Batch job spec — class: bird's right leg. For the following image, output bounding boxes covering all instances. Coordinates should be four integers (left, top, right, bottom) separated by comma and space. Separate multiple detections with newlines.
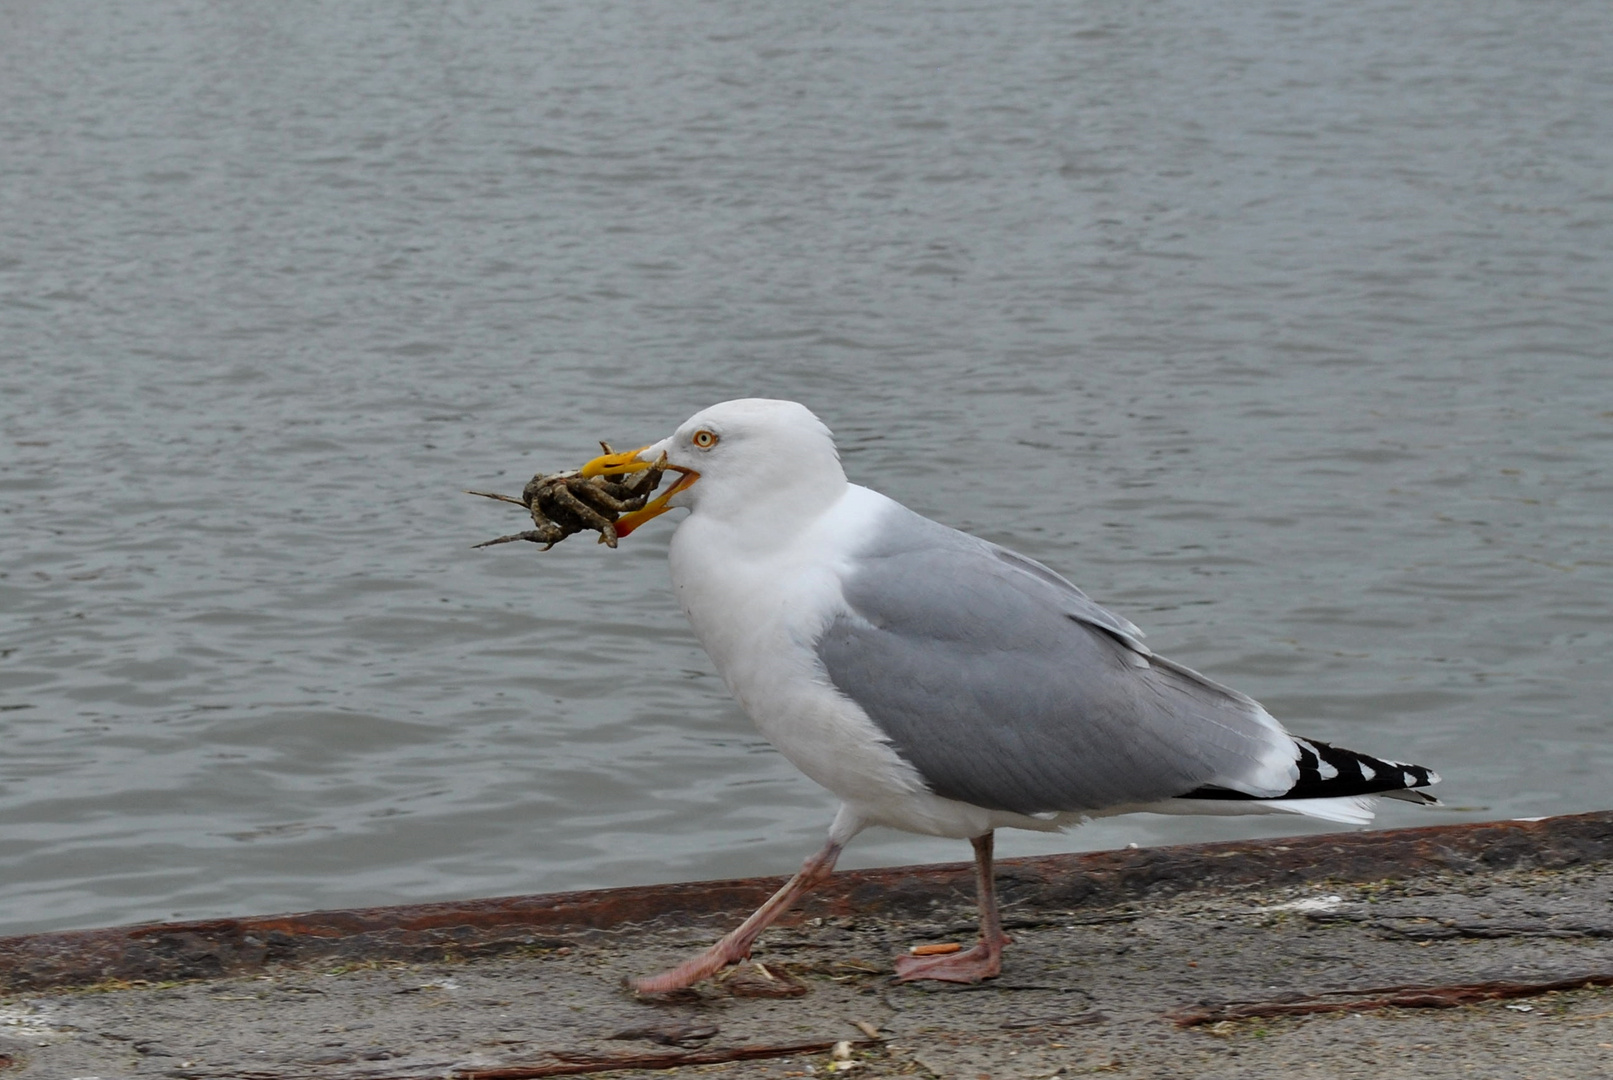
892, 831, 1011, 983
630, 837, 844, 994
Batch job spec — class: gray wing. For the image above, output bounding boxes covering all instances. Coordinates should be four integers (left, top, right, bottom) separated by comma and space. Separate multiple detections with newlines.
815, 504, 1289, 815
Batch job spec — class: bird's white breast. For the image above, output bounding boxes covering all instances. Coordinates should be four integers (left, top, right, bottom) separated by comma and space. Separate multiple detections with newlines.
666, 488, 929, 805
667, 486, 1074, 839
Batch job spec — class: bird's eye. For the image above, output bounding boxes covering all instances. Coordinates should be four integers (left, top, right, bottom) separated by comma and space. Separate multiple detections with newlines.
692, 429, 718, 449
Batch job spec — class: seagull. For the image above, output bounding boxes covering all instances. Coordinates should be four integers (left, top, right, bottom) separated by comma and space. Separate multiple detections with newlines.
577, 399, 1439, 991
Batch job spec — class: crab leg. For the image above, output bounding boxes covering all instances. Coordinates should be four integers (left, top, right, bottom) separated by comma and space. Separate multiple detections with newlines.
474, 529, 560, 550
543, 486, 622, 547
465, 489, 530, 507
569, 480, 662, 514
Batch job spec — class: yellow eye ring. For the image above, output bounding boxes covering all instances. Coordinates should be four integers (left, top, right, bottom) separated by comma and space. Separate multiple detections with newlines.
692, 429, 718, 449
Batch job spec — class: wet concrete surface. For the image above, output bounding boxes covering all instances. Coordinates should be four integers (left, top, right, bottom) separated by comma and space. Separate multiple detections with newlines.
3, 814, 1612, 1079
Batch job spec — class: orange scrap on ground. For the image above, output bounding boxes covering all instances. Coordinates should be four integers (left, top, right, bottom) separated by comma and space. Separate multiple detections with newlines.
909, 942, 963, 956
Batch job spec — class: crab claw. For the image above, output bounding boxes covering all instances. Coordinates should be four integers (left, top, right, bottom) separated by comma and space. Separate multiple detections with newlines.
581, 446, 697, 538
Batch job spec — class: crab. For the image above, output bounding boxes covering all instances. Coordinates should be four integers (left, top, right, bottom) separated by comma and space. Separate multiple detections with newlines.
469, 443, 668, 550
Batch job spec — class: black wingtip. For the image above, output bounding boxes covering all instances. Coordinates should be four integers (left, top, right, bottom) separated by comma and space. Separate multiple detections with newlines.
1381, 788, 1441, 806
1180, 738, 1439, 805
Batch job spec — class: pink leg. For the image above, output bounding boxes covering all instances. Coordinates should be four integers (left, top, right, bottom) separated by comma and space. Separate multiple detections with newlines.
893, 831, 1011, 983
631, 838, 844, 994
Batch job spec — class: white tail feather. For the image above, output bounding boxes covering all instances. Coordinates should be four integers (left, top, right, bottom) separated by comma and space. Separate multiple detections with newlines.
1264, 795, 1377, 825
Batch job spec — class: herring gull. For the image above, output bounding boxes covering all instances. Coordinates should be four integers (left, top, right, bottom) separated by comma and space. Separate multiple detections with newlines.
576, 398, 1439, 990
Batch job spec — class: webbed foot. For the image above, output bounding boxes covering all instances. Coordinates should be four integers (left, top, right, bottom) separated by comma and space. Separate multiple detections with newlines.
892, 934, 1011, 984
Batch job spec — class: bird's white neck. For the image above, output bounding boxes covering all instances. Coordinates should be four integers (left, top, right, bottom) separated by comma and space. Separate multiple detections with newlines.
677, 445, 849, 555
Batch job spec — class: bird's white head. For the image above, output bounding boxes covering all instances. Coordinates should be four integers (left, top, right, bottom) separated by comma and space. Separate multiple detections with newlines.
581, 399, 846, 540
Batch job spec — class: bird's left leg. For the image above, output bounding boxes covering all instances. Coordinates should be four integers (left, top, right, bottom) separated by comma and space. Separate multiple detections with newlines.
893, 830, 1011, 983
630, 836, 844, 994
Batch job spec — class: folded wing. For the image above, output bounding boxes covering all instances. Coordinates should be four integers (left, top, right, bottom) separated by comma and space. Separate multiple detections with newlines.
814, 501, 1430, 816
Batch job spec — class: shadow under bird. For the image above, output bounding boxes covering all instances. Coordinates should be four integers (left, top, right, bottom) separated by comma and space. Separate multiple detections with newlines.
492, 398, 1439, 991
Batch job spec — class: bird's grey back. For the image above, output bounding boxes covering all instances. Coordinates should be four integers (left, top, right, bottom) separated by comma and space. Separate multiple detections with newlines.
814, 503, 1288, 814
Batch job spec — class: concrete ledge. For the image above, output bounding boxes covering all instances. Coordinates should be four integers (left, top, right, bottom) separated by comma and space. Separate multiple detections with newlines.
4, 811, 1613, 1079
4, 811, 1611, 993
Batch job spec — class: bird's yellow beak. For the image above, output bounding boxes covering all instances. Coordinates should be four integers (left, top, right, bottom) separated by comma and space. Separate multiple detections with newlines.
579, 444, 699, 538
579, 445, 654, 478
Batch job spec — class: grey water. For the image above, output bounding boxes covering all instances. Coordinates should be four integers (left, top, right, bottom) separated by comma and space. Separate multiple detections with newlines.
3, 0, 1611, 937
